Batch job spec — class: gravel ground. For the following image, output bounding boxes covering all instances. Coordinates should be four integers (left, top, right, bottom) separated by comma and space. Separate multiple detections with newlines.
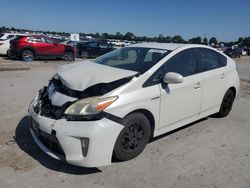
0, 56, 250, 188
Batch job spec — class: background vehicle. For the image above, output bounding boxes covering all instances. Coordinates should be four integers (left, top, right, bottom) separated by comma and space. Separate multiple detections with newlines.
76, 41, 114, 58
0, 33, 28, 55
8, 35, 75, 61
224, 48, 241, 58
29, 43, 239, 167
61, 40, 86, 46
0, 33, 27, 40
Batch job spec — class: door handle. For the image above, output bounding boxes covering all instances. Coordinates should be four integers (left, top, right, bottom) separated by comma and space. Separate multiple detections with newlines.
193, 82, 201, 89
220, 73, 225, 79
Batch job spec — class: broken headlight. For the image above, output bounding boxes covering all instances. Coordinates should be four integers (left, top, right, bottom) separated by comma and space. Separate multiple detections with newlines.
64, 96, 118, 117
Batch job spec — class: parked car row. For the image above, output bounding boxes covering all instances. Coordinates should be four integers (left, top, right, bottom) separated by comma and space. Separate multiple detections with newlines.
223, 47, 249, 58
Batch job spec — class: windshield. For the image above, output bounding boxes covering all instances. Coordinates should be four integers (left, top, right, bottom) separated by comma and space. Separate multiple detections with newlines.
93, 47, 171, 74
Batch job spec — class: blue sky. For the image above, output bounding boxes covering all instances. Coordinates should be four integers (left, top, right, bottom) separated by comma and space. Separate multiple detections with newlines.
0, 0, 249, 41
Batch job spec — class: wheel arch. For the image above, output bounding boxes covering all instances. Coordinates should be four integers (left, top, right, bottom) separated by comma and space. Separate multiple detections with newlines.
21, 47, 36, 56
228, 86, 236, 99
125, 109, 155, 138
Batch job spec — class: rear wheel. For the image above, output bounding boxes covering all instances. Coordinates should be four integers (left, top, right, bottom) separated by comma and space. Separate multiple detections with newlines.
216, 89, 235, 117
113, 113, 151, 161
64, 51, 74, 61
81, 51, 89, 59
22, 49, 34, 61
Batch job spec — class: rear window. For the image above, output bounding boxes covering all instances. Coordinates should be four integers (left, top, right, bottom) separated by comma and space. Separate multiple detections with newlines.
218, 54, 227, 67
7, 35, 14, 39
10, 36, 26, 42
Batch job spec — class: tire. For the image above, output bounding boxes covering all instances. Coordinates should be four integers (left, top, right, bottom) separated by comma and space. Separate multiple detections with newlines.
22, 49, 34, 61
216, 89, 235, 117
81, 51, 89, 59
64, 51, 74, 61
113, 113, 151, 161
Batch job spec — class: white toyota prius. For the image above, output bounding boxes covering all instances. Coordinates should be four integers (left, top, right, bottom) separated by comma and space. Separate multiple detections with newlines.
28, 43, 240, 167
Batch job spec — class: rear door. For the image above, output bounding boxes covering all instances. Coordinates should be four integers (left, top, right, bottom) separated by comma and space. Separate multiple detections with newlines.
197, 48, 227, 113
27, 36, 45, 55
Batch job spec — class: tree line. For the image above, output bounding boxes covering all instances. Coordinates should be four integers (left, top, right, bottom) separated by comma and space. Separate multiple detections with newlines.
1, 26, 249, 47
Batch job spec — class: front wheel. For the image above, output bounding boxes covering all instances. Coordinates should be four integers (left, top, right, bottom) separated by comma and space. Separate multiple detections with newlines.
216, 89, 235, 117
113, 113, 151, 161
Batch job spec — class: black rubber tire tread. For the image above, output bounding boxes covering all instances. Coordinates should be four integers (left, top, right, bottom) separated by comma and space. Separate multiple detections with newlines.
113, 113, 151, 161
22, 49, 35, 61
215, 89, 235, 117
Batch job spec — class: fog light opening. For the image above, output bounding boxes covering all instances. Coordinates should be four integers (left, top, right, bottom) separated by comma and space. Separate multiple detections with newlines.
80, 137, 89, 157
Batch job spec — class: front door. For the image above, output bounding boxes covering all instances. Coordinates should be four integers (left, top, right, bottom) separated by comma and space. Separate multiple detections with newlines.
160, 48, 202, 127
41, 37, 64, 56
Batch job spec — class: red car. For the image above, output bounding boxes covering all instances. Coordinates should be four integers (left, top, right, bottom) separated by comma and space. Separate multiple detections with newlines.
8, 35, 75, 61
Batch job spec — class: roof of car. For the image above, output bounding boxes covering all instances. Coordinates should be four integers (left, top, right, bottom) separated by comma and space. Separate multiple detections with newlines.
130, 43, 189, 51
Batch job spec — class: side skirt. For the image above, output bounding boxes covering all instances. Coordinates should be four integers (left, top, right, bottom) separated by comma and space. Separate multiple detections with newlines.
153, 106, 220, 137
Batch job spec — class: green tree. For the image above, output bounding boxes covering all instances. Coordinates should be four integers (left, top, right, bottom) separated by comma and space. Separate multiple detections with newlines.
101, 33, 109, 39
115, 32, 123, 40
172, 35, 185, 43
94, 32, 100, 38
189, 37, 202, 44
209, 37, 218, 45
203, 37, 208, 44
124, 32, 134, 40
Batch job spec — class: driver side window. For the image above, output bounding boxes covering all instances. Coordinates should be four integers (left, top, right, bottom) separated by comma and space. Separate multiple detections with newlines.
163, 49, 197, 77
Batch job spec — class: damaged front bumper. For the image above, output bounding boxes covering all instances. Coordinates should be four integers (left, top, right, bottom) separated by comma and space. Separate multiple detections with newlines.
28, 92, 124, 167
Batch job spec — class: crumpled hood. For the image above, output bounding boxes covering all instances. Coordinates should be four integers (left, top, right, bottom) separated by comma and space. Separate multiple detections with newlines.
57, 61, 138, 91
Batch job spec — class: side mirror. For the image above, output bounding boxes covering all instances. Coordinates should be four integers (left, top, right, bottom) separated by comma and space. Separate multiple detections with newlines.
163, 72, 184, 84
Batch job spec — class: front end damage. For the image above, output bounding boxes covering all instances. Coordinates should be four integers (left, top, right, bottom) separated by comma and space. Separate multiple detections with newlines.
28, 61, 138, 167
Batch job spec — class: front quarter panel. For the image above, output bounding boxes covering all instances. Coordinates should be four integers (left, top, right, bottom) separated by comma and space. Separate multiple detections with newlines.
104, 83, 161, 130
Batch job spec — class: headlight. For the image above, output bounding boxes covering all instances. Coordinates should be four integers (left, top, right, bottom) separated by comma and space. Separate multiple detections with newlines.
64, 96, 118, 116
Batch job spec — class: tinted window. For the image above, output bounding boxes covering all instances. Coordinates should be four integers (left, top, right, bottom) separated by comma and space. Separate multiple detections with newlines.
219, 54, 227, 67
44, 38, 54, 44
7, 35, 14, 39
99, 43, 109, 48
163, 49, 197, 77
197, 48, 220, 72
27, 37, 42, 43
88, 42, 98, 48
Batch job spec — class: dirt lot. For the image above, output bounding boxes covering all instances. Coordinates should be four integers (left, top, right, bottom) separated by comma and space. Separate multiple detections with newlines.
0, 56, 250, 188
